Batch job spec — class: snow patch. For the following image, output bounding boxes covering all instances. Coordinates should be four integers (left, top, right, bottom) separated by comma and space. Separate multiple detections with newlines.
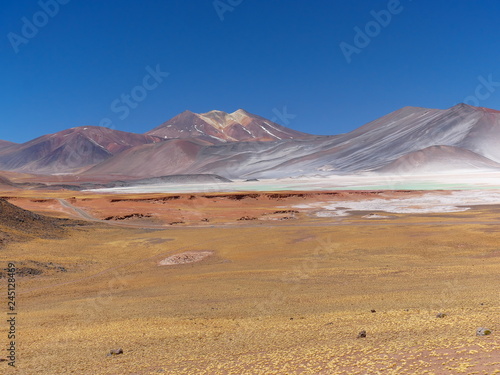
87, 137, 108, 152
241, 127, 253, 136
265, 121, 287, 136
260, 124, 282, 140
208, 134, 227, 142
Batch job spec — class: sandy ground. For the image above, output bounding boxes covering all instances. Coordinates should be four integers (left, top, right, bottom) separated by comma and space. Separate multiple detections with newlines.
0, 189, 499, 374
2, 190, 431, 226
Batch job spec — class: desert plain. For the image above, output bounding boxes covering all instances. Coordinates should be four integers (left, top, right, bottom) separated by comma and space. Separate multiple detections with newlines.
0, 187, 499, 375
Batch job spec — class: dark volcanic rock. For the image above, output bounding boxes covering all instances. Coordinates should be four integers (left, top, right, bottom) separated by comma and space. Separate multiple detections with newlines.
0, 260, 68, 279
0, 199, 83, 244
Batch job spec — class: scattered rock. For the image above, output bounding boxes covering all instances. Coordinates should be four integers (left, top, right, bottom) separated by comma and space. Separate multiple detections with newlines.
158, 251, 213, 266
357, 330, 367, 338
17, 267, 43, 277
476, 328, 492, 336
107, 348, 123, 356
0, 261, 68, 279
237, 216, 257, 221
104, 213, 152, 221
436, 312, 447, 318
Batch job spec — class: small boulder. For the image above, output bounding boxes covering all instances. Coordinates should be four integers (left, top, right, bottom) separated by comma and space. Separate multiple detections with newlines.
107, 348, 124, 356
370, 309, 376, 313
476, 328, 492, 336
357, 330, 367, 338
436, 312, 446, 318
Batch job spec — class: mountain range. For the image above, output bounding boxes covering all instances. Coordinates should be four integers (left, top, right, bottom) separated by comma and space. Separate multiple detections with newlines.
2, 104, 500, 182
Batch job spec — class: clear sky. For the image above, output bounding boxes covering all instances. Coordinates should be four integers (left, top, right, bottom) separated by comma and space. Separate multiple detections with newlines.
2, 0, 500, 143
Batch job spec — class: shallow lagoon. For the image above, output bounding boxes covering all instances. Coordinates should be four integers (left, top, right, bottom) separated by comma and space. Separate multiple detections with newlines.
87, 171, 500, 194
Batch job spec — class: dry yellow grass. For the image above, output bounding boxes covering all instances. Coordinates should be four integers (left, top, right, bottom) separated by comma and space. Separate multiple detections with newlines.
0, 192, 499, 374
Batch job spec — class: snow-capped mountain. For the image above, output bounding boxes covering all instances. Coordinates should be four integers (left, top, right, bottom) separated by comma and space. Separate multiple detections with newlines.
146, 109, 314, 143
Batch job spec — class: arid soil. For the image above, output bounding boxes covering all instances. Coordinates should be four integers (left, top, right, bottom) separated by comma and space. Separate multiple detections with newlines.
3, 190, 430, 225
0, 190, 499, 374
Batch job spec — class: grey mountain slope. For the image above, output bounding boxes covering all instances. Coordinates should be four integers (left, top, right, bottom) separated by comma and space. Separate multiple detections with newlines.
375, 145, 500, 174
80, 103, 500, 179
191, 103, 500, 178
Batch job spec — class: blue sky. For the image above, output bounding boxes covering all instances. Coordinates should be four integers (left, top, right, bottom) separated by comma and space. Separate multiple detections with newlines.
2, 0, 500, 143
